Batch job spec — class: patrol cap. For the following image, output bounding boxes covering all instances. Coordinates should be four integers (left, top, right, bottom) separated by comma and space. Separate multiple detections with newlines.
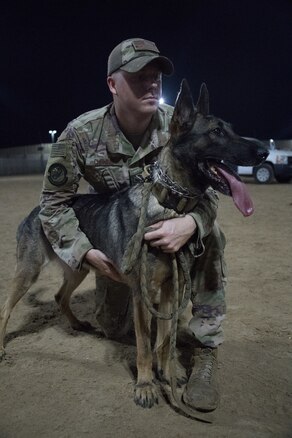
107, 38, 174, 76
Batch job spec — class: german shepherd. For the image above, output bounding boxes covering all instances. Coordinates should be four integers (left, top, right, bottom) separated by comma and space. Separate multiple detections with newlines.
0, 81, 268, 411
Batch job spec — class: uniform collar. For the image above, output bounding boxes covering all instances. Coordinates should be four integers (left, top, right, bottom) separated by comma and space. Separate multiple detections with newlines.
105, 104, 170, 165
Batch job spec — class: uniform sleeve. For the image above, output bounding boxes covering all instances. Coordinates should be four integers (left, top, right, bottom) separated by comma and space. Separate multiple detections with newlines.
187, 188, 219, 256
39, 128, 93, 270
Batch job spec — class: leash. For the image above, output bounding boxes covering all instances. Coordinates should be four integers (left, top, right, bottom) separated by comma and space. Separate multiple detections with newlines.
140, 243, 191, 320
121, 182, 152, 275
121, 179, 213, 422
142, 243, 212, 422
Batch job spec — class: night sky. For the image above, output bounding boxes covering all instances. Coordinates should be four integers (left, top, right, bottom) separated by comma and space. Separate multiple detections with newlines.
1, 0, 291, 148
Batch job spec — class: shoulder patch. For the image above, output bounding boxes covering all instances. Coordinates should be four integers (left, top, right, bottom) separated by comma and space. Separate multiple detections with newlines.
51, 143, 67, 158
47, 163, 68, 186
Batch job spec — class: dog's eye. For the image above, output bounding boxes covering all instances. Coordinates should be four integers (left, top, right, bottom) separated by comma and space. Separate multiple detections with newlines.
211, 128, 225, 137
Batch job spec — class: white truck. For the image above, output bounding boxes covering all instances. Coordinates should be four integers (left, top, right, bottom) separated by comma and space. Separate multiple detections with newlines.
238, 139, 292, 183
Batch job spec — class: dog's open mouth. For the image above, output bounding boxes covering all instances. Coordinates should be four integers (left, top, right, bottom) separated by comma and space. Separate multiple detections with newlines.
199, 161, 254, 216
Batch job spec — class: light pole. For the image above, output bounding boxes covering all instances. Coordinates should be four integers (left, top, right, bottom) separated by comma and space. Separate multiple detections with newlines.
49, 130, 57, 143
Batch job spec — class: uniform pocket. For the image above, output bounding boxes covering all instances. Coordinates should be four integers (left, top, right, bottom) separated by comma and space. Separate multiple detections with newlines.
86, 165, 130, 193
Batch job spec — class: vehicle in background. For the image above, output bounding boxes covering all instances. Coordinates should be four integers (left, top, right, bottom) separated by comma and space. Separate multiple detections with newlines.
238, 139, 292, 184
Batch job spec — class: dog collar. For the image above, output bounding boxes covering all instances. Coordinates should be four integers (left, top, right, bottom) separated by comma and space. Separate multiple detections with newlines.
142, 162, 202, 213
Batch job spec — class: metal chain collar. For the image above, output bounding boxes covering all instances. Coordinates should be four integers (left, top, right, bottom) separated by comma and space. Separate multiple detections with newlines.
148, 161, 199, 199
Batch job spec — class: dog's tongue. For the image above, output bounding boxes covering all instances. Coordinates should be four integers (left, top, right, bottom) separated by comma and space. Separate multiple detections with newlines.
216, 167, 254, 216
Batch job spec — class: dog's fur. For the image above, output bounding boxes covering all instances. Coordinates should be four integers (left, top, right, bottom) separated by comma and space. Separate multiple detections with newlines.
0, 81, 268, 409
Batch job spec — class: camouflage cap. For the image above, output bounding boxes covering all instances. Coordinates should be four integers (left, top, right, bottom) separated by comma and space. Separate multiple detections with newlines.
107, 38, 174, 76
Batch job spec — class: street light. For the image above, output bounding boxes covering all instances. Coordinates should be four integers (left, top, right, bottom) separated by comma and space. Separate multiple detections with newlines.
49, 130, 57, 143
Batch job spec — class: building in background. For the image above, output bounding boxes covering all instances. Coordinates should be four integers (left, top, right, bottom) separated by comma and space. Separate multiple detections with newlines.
0, 144, 51, 176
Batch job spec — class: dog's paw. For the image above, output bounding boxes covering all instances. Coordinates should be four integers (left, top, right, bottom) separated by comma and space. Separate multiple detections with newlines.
134, 382, 159, 408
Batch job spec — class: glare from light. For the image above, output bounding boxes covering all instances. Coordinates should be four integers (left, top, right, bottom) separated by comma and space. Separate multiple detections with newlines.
159, 97, 165, 105
49, 129, 57, 143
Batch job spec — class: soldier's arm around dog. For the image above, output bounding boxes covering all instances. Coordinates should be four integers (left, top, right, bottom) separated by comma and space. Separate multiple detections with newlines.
39, 44, 217, 280
39, 117, 218, 278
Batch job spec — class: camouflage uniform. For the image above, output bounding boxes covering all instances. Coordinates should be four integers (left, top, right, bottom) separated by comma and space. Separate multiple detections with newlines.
39, 103, 226, 347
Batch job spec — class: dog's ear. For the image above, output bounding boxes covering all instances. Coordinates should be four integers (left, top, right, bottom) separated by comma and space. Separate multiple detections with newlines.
195, 83, 209, 115
170, 79, 196, 137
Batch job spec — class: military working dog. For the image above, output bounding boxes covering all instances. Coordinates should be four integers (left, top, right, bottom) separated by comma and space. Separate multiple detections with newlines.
0, 81, 268, 410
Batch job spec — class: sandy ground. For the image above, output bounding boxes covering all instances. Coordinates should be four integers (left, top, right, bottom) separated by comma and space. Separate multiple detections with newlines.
0, 175, 291, 438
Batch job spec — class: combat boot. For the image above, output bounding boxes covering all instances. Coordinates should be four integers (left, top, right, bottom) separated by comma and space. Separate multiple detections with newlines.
182, 346, 219, 411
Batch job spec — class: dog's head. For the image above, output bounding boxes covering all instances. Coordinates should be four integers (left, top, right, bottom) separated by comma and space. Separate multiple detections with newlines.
169, 80, 269, 216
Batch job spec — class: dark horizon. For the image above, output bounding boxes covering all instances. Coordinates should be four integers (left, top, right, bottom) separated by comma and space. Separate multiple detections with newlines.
1, 0, 291, 148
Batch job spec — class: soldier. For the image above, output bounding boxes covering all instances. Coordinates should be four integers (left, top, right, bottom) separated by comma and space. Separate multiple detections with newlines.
39, 38, 226, 412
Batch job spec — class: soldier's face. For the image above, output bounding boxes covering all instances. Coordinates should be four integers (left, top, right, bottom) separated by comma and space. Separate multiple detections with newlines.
108, 65, 162, 115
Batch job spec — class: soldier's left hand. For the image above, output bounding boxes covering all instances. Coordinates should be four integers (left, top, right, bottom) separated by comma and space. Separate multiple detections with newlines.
144, 215, 197, 253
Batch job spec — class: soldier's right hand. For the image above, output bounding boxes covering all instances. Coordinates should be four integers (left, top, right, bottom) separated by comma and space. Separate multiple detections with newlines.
85, 249, 123, 283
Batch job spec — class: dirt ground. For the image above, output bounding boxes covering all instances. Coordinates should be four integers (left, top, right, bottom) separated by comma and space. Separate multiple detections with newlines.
0, 175, 291, 438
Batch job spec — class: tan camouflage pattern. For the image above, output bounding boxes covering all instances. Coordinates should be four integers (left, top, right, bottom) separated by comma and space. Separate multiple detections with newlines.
39, 101, 226, 346
39, 103, 174, 269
